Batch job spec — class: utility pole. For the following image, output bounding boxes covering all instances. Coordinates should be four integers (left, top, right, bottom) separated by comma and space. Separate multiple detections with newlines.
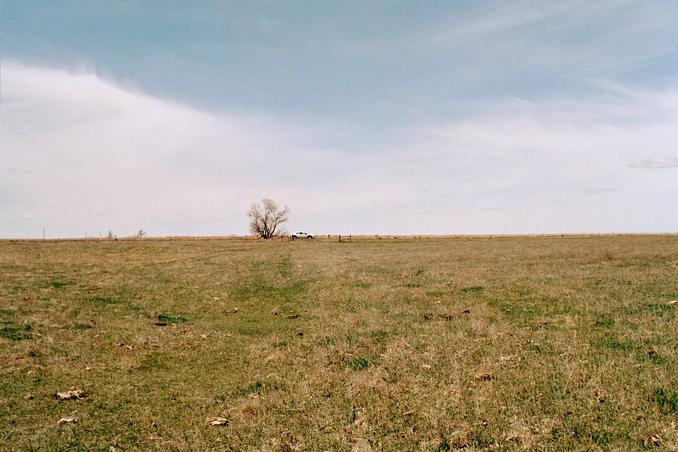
42, 228, 45, 240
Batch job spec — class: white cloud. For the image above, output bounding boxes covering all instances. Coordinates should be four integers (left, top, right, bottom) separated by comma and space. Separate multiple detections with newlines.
0, 62, 384, 237
582, 187, 619, 195
1, 62, 678, 237
628, 157, 678, 169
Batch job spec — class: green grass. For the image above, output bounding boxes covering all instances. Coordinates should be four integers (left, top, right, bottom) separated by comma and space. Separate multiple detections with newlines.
157, 314, 188, 324
47, 280, 70, 289
652, 387, 678, 414
1, 235, 677, 450
350, 357, 371, 370
461, 285, 484, 293
0, 323, 32, 341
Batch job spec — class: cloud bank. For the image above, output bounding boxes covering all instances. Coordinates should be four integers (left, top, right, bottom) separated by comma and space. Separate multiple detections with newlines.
1, 62, 677, 237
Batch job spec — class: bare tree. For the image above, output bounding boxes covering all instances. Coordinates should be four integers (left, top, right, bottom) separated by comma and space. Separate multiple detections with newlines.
247, 198, 290, 239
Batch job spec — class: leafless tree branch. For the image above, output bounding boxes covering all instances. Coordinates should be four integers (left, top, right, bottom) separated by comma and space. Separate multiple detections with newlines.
247, 198, 289, 239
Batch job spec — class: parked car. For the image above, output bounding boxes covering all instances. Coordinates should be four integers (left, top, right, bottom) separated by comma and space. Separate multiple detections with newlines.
291, 231, 314, 239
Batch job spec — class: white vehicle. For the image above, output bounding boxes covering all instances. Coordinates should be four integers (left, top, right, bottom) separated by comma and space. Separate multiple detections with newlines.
291, 231, 314, 239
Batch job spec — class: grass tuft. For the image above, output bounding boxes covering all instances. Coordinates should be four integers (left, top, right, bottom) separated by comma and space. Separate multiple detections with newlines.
233, 381, 282, 397
652, 388, 678, 414
461, 285, 484, 293
138, 352, 169, 371
436, 436, 451, 451
0, 323, 32, 340
157, 314, 187, 324
643, 303, 674, 317
592, 336, 636, 352
594, 318, 615, 328
87, 296, 118, 305
46, 280, 71, 288
350, 357, 371, 370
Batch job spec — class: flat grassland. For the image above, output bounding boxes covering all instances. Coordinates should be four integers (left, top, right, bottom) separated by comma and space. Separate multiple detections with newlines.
1, 236, 677, 450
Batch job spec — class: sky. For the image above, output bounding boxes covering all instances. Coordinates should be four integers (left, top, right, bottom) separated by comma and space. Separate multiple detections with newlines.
1, 0, 678, 238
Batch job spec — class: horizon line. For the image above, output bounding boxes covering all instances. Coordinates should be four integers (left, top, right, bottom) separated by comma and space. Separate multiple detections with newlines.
2, 232, 678, 242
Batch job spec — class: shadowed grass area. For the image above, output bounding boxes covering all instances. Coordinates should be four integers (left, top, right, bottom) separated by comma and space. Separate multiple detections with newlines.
1, 236, 677, 450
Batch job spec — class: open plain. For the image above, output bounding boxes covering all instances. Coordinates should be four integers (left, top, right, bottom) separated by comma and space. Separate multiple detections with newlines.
1, 236, 677, 450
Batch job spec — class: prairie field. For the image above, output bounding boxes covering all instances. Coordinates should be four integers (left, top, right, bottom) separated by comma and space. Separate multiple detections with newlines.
1, 236, 677, 450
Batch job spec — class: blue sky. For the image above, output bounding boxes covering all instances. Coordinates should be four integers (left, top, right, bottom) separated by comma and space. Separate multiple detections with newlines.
1, 1, 678, 237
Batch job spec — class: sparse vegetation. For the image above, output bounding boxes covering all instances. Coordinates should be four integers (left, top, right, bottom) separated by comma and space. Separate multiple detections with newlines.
87, 296, 118, 305
1, 235, 677, 449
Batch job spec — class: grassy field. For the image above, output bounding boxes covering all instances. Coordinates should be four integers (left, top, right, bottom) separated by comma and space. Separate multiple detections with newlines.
1, 236, 677, 450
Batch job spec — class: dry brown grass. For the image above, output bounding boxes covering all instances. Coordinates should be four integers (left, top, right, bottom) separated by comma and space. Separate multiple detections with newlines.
1, 236, 677, 450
